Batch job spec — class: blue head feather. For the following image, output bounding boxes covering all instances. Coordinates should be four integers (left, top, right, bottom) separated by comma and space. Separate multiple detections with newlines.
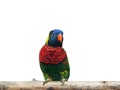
51, 29, 63, 35
47, 29, 63, 47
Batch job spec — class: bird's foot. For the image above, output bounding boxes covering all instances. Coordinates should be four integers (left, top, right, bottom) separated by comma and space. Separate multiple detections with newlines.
43, 79, 52, 86
61, 78, 67, 86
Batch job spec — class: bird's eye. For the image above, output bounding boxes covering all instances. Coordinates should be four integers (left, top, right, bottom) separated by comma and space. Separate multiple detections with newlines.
52, 33, 55, 36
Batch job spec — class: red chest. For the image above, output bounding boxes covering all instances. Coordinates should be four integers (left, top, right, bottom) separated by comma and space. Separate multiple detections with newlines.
39, 45, 66, 64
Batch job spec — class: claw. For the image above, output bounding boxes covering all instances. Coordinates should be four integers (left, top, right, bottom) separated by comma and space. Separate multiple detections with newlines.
61, 79, 67, 86
43, 79, 52, 86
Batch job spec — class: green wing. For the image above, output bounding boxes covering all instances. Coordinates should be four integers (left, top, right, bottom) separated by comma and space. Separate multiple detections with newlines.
60, 55, 70, 80
40, 55, 70, 81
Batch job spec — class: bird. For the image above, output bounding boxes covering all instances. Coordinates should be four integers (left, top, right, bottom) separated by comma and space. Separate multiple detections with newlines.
39, 29, 70, 85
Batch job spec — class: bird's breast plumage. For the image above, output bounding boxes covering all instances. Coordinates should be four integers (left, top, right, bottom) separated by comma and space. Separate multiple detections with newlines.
39, 45, 66, 64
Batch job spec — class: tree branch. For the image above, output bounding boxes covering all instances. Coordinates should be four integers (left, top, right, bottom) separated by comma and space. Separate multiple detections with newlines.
0, 81, 120, 90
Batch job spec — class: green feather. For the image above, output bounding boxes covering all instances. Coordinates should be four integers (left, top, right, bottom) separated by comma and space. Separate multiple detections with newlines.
40, 56, 70, 81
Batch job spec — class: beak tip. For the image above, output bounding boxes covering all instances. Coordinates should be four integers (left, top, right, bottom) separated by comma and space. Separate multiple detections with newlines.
57, 34, 63, 42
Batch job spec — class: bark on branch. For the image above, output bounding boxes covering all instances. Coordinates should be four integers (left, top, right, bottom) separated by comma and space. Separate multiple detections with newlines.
0, 81, 120, 90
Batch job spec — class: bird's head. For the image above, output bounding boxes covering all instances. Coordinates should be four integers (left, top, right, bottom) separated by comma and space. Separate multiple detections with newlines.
46, 29, 63, 47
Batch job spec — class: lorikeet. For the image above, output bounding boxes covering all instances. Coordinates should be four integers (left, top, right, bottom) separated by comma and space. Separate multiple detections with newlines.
39, 29, 70, 85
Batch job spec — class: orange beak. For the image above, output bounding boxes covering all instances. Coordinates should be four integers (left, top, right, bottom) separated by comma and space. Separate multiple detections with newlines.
57, 33, 62, 42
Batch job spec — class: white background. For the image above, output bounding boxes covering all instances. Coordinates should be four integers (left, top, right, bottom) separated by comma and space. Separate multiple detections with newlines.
0, 0, 120, 81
